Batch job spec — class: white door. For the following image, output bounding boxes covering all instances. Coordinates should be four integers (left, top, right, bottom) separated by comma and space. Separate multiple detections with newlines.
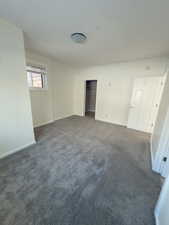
155, 175, 169, 225
127, 76, 164, 133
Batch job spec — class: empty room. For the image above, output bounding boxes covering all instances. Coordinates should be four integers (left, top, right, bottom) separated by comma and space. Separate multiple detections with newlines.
1, 1, 169, 225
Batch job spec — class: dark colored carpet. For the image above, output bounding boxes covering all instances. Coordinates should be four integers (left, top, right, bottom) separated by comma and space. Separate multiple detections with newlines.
0, 116, 161, 225
85, 111, 95, 118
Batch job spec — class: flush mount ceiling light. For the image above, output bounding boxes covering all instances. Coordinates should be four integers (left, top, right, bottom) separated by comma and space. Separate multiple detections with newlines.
71, 33, 87, 44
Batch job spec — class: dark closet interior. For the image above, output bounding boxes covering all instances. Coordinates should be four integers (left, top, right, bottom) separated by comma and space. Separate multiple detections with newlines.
85, 80, 97, 118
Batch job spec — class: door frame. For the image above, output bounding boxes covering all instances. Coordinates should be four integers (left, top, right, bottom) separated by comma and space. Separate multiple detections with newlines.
153, 106, 169, 177
152, 72, 169, 177
83, 80, 98, 119
155, 174, 169, 225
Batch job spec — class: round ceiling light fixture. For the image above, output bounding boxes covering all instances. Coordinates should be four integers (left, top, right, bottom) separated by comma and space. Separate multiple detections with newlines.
71, 32, 87, 44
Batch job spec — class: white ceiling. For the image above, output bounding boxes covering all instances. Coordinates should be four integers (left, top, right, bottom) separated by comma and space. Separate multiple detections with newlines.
0, 0, 169, 66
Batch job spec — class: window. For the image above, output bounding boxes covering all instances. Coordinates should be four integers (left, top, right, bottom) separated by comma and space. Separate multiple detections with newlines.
26, 65, 47, 89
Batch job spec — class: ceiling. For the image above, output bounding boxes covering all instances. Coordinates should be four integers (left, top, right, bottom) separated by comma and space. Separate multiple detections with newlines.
0, 0, 169, 66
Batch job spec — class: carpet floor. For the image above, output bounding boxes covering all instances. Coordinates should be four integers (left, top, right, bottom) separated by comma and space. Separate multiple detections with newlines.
0, 116, 161, 225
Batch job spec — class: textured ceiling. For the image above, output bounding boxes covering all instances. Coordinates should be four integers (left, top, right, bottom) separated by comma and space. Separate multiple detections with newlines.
0, 0, 169, 66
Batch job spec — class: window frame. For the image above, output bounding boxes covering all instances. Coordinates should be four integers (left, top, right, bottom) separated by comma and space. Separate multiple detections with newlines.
26, 64, 48, 91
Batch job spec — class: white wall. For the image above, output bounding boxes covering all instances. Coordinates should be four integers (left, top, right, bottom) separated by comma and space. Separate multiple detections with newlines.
1, 18, 168, 160
74, 58, 168, 126
155, 175, 169, 225
51, 62, 75, 120
152, 71, 169, 160
26, 51, 54, 127
151, 69, 169, 161
0, 19, 35, 158
26, 50, 75, 127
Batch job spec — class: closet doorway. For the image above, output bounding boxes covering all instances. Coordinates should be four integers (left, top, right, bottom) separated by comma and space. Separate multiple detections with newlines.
85, 80, 97, 119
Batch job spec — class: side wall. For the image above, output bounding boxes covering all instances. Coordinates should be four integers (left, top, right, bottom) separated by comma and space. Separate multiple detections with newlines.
155, 172, 169, 225
51, 62, 75, 120
26, 51, 54, 127
74, 58, 167, 126
152, 69, 169, 160
0, 19, 35, 158
26, 51, 75, 127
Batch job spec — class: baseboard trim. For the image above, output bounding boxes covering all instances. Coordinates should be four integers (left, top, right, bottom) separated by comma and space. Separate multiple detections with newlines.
95, 117, 126, 127
53, 115, 74, 122
0, 141, 36, 160
74, 114, 126, 127
34, 120, 54, 128
34, 115, 75, 128
155, 211, 159, 225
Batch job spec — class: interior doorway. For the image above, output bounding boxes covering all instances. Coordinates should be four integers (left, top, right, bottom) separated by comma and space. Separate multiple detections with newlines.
85, 80, 97, 119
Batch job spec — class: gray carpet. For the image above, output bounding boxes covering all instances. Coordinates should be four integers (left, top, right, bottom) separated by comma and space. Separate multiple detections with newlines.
0, 116, 161, 225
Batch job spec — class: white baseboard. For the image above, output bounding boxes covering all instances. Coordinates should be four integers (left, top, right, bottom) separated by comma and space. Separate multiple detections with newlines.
155, 202, 161, 225
95, 116, 125, 127
74, 114, 126, 127
34, 120, 54, 128
0, 141, 36, 160
35, 115, 76, 128
53, 114, 74, 122
155, 213, 159, 225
